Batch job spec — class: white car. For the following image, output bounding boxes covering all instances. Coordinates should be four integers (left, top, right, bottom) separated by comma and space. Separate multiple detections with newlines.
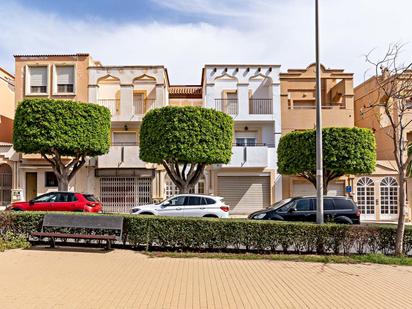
130, 194, 230, 218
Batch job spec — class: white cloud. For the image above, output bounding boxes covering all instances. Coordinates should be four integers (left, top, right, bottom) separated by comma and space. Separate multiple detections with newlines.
0, 0, 412, 84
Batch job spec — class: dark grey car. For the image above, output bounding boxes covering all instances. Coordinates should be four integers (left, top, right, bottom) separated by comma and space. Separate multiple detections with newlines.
248, 196, 361, 224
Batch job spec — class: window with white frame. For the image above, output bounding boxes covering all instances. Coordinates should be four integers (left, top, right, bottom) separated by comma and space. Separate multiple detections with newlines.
235, 131, 257, 146
112, 132, 137, 146
55, 65, 75, 93
165, 176, 205, 198
28, 66, 48, 94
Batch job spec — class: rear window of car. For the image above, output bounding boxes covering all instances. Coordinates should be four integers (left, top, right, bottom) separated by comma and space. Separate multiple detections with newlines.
333, 199, 354, 210
83, 194, 99, 202
206, 198, 216, 205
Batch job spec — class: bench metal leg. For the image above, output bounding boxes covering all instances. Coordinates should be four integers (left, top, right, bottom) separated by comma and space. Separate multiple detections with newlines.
50, 237, 55, 248
106, 240, 112, 251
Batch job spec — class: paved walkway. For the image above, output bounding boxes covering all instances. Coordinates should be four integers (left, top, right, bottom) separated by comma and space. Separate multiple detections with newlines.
0, 248, 411, 308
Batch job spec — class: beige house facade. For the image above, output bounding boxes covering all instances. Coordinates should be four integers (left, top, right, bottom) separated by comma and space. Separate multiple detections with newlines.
354, 76, 412, 221
279, 64, 355, 201
0, 67, 15, 208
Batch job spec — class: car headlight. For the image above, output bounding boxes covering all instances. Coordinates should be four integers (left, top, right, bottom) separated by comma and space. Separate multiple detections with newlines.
131, 208, 140, 214
253, 213, 266, 220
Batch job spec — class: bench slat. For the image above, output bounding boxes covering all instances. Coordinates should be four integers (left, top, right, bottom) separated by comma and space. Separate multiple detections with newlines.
32, 232, 116, 241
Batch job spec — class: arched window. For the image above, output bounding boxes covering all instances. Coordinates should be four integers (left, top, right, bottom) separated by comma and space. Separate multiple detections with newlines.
380, 177, 398, 215
356, 177, 375, 214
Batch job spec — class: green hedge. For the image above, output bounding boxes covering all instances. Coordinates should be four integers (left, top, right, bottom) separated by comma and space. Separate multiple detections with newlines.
1, 212, 411, 256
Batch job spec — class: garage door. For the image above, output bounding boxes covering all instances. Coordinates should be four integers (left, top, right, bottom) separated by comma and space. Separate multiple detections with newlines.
100, 177, 152, 213
217, 176, 270, 214
292, 180, 345, 197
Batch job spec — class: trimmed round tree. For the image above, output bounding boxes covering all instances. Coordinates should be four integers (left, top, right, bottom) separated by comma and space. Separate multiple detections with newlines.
140, 106, 234, 193
277, 127, 376, 193
13, 98, 111, 191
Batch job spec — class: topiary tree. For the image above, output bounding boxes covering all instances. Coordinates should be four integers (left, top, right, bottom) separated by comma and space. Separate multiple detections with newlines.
140, 106, 233, 193
13, 98, 111, 192
278, 127, 376, 194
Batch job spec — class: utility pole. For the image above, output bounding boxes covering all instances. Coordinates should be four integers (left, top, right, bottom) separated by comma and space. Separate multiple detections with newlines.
315, 0, 324, 224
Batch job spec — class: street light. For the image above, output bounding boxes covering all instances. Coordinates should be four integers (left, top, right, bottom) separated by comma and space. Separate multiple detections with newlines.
315, 0, 324, 224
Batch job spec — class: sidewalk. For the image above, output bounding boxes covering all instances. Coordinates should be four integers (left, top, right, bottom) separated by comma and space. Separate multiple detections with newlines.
0, 248, 411, 308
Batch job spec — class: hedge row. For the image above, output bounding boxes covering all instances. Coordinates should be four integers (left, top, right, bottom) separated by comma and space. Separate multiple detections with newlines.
1, 212, 411, 256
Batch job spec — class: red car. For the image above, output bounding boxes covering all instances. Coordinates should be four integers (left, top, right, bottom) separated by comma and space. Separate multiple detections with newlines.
6, 192, 102, 213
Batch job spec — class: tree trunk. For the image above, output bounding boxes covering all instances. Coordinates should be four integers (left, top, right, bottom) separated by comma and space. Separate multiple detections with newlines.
162, 161, 205, 195
42, 152, 86, 193
395, 171, 406, 256
178, 185, 190, 194
58, 177, 69, 191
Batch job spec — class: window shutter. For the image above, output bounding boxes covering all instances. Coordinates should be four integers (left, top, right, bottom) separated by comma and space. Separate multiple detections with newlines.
56, 66, 74, 84
30, 67, 47, 87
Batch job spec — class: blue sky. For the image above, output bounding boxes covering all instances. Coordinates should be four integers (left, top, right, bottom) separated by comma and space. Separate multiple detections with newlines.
1, 0, 411, 84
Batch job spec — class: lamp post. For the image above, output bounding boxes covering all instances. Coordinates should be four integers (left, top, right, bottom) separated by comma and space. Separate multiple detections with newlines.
315, 0, 324, 224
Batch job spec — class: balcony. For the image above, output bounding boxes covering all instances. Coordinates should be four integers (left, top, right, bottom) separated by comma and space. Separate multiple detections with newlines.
249, 99, 273, 114
133, 98, 162, 115
215, 99, 238, 115
223, 144, 275, 168
98, 145, 146, 168
97, 99, 120, 115
288, 102, 346, 109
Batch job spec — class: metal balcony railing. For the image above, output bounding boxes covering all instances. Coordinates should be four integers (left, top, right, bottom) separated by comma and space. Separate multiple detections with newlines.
249, 99, 273, 114
215, 99, 238, 115
289, 102, 346, 110
97, 99, 120, 115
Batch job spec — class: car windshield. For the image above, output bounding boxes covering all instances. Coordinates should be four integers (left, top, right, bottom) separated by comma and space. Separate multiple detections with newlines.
83, 194, 98, 202
269, 198, 293, 210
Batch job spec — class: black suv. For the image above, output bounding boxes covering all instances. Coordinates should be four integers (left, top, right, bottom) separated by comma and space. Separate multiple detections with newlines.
248, 196, 361, 224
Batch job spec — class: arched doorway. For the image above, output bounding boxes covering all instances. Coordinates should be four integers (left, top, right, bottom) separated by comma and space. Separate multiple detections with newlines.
380, 177, 398, 221
356, 177, 375, 221
0, 163, 12, 206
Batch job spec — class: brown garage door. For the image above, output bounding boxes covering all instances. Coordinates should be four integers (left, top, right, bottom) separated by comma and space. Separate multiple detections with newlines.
217, 176, 270, 214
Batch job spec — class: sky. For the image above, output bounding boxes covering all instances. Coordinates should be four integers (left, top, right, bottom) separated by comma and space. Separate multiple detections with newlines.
1, 0, 412, 85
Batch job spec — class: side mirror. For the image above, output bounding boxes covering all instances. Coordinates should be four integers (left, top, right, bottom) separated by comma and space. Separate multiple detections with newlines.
162, 201, 170, 207
29, 200, 34, 206
288, 207, 296, 213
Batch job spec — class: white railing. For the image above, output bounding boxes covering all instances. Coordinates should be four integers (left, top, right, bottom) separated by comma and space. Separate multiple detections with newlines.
97, 99, 120, 115
215, 99, 238, 115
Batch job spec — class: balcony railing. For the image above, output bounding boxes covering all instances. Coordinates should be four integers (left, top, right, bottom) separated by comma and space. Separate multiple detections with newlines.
215, 99, 238, 115
97, 99, 120, 115
249, 99, 273, 114
289, 102, 346, 110
133, 98, 161, 115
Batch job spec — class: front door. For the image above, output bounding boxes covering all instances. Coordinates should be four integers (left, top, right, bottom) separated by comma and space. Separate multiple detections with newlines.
26, 172, 37, 201
356, 177, 376, 221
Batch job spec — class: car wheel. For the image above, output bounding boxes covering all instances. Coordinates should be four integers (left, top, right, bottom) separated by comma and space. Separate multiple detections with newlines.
334, 216, 353, 224
203, 214, 219, 218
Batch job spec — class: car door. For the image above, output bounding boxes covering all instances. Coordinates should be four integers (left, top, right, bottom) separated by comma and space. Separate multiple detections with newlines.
284, 199, 314, 222
183, 196, 203, 217
157, 196, 186, 216
30, 193, 55, 211
52, 193, 78, 211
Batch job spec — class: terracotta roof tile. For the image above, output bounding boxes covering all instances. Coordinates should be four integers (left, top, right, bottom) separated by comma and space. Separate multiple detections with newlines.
169, 85, 202, 98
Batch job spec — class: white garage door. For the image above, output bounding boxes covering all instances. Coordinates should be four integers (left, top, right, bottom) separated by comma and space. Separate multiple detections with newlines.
217, 176, 270, 214
292, 180, 345, 197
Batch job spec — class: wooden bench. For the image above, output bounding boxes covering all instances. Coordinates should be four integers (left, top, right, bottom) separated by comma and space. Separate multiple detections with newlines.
31, 214, 123, 250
